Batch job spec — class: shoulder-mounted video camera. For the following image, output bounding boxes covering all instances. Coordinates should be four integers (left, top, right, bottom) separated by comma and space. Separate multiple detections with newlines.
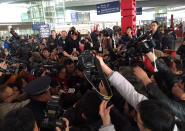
77, 50, 112, 100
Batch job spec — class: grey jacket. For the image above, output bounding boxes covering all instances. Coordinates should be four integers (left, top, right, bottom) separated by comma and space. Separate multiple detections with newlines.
108, 71, 148, 110
99, 124, 116, 131
0, 100, 30, 122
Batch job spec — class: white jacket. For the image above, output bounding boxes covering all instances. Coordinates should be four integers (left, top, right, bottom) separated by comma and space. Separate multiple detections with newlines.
108, 71, 148, 110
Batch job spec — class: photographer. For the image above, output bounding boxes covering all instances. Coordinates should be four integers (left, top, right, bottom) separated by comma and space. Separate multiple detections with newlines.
118, 27, 136, 55
122, 26, 136, 45
90, 30, 100, 50
67, 27, 81, 55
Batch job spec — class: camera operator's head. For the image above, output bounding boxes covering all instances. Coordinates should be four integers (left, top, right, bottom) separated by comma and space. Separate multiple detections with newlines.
151, 21, 159, 33
42, 48, 50, 59
24, 76, 51, 103
137, 100, 175, 131
1, 107, 39, 131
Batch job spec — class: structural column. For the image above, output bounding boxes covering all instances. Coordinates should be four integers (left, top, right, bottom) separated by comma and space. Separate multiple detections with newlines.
121, 0, 136, 35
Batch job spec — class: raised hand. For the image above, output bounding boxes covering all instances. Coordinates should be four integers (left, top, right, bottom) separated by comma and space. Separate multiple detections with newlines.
99, 100, 113, 126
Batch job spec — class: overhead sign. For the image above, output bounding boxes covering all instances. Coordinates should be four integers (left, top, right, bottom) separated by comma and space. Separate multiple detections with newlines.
96, 1, 120, 15
71, 12, 77, 22
155, 17, 167, 22
32, 24, 45, 30
40, 24, 50, 38
136, 7, 142, 15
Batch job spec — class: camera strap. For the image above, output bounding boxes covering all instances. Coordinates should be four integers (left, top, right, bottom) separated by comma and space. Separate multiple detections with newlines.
83, 57, 113, 101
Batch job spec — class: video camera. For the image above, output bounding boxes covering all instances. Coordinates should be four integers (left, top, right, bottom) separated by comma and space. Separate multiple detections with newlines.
0, 57, 27, 74
77, 50, 112, 100
104, 30, 154, 68
8, 28, 22, 56
41, 95, 66, 131
30, 61, 63, 78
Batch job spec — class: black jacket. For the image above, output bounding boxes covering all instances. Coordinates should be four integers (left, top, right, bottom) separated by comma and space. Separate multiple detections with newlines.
177, 44, 185, 59
121, 34, 136, 45
58, 37, 70, 52
67, 31, 81, 54
148, 59, 185, 122
152, 30, 162, 50
146, 83, 185, 122
26, 99, 48, 128
155, 59, 179, 89
47, 35, 58, 46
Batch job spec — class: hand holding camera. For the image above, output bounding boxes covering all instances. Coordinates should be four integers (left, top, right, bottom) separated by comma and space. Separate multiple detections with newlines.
99, 101, 113, 126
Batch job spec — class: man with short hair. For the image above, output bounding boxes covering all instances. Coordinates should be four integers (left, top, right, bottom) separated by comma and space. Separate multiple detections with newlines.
48, 30, 58, 48
58, 31, 70, 52
118, 26, 136, 55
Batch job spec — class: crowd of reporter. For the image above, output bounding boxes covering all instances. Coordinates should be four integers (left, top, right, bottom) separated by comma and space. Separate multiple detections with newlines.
0, 21, 185, 131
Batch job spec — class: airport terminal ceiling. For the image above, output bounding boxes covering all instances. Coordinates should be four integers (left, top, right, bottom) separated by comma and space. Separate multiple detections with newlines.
1, 0, 185, 9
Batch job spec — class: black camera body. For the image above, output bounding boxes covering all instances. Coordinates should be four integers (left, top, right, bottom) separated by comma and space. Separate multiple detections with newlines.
78, 50, 101, 87
125, 30, 154, 65
9, 29, 22, 57
78, 50, 112, 100
29, 61, 62, 77
41, 95, 66, 131
0, 57, 27, 74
